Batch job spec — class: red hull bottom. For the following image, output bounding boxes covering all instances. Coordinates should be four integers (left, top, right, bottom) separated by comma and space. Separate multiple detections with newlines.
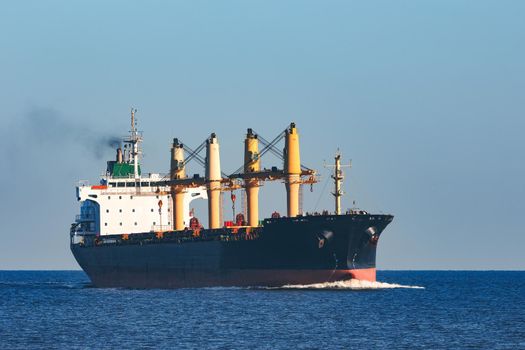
347, 268, 376, 282
89, 268, 377, 288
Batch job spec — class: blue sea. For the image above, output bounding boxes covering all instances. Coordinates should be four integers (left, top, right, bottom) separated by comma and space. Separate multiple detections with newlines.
0, 271, 523, 349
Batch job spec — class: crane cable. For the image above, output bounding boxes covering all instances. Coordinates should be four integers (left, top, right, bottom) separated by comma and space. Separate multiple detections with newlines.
255, 129, 313, 172
183, 143, 229, 178
313, 169, 330, 211
227, 129, 285, 176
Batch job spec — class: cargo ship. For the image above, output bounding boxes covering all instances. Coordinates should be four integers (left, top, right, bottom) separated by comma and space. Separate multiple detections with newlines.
70, 109, 393, 288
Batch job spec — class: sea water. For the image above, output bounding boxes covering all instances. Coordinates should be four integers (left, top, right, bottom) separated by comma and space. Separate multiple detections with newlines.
0, 271, 523, 349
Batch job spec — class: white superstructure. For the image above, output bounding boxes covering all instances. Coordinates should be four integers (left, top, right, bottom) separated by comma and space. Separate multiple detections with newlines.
73, 109, 207, 236
76, 176, 206, 236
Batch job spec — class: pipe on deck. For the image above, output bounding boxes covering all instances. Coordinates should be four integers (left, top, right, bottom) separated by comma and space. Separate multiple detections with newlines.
116, 147, 123, 163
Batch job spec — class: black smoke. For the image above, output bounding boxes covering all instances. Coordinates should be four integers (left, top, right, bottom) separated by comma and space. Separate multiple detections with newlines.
4, 107, 121, 161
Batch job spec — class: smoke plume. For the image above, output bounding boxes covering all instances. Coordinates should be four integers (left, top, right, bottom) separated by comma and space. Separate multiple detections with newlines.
3, 107, 121, 161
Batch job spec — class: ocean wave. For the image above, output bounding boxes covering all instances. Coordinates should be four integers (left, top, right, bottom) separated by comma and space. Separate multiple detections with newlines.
271, 279, 425, 290
0, 281, 88, 289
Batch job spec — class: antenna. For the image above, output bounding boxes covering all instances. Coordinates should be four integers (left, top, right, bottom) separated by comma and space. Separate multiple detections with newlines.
131, 108, 135, 132
324, 149, 351, 215
131, 108, 138, 134
126, 107, 142, 179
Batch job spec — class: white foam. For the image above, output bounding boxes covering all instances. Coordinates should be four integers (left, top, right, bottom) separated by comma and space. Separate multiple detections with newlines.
275, 279, 425, 290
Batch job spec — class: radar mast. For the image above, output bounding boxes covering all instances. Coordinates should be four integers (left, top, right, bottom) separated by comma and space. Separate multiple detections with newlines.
126, 107, 142, 179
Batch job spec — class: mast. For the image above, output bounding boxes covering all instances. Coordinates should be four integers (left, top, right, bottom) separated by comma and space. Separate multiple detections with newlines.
129, 108, 142, 180
206, 133, 222, 229
244, 128, 260, 226
325, 150, 351, 215
284, 123, 301, 217
170, 138, 186, 230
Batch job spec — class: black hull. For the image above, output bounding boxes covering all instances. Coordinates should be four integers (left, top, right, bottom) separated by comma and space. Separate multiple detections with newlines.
71, 214, 393, 288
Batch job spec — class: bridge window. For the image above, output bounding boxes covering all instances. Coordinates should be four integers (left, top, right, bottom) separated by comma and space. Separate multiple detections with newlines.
119, 209, 122, 213
104, 223, 107, 226
106, 209, 109, 213
119, 222, 122, 226
117, 183, 125, 188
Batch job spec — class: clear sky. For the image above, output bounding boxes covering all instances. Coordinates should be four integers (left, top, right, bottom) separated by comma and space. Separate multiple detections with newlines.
0, 1, 523, 270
